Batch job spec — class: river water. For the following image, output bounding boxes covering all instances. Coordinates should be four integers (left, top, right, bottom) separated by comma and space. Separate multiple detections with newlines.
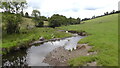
2, 35, 84, 66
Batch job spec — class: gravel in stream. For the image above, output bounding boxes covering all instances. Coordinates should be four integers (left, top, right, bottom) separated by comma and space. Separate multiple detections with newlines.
43, 44, 92, 66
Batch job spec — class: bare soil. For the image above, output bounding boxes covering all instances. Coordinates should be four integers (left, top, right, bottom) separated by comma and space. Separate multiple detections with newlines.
43, 44, 93, 66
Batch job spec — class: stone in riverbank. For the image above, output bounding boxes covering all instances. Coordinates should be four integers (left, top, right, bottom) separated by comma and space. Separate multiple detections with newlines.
39, 37, 45, 41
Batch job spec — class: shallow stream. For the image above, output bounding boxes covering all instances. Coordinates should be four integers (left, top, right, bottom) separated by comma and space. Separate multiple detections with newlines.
2, 34, 85, 66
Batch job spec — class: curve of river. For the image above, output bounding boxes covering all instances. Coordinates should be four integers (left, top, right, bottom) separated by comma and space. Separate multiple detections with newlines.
2, 34, 85, 66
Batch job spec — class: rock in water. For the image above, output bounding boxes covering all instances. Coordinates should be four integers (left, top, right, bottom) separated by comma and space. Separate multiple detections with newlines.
39, 37, 45, 41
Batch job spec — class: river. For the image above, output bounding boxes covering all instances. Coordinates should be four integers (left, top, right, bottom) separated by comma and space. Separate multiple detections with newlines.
2, 34, 85, 66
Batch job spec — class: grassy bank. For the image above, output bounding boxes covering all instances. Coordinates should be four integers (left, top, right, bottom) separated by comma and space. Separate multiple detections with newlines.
2, 28, 72, 48
58, 14, 118, 66
2, 17, 72, 53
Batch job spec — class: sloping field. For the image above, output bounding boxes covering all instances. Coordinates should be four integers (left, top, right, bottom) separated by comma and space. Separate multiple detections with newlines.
59, 14, 119, 66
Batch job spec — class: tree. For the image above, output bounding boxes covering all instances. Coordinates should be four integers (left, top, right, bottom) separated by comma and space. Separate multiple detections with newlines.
104, 12, 109, 15
1, 2, 11, 13
115, 10, 120, 13
67, 17, 72, 25
1, 1, 27, 14
31, 10, 44, 27
67, 17, 80, 25
20, 1, 27, 16
92, 15, 96, 19
77, 17, 81, 24
49, 14, 67, 28
1, 1, 27, 34
3, 13, 22, 34
12, 2, 21, 14
110, 10, 115, 14
25, 12, 29, 17
31, 10, 40, 18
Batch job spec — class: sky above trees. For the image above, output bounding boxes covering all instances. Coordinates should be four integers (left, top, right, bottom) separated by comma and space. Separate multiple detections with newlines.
24, 0, 119, 19
0, 0, 119, 19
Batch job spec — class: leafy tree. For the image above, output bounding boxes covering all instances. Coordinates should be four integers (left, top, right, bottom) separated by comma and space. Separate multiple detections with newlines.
67, 17, 80, 25
31, 10, 40, 18
1, 1, 27, 34
67, 17, 72, 25
49, 14, 67, 28
3, 13, 22, 34
1, 1, 27, 14
12, 2, 21, 14
1, 2, 11, 13
49, 14, 81, 27
31, 10, 44, 27
20, 1, 27, 16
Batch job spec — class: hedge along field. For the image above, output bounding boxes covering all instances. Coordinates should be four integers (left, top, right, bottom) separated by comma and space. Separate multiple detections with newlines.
58, 13, 119, 66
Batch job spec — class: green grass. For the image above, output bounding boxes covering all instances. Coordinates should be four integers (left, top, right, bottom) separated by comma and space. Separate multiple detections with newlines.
58, 14, 119, 66
2, 17, 72, 50
2, 27, 71, 48
69, 56, 97, 66
20, 17, 35, 30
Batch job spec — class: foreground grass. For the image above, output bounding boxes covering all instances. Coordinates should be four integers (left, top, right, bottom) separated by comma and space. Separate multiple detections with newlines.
59, 14, 118, 66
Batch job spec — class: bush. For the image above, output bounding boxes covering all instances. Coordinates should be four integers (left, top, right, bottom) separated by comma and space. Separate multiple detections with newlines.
3, 13, 22, 34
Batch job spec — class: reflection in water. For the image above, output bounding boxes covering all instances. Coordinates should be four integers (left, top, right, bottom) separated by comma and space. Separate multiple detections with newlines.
2, 36, 84, 66
2, 49, 28, 66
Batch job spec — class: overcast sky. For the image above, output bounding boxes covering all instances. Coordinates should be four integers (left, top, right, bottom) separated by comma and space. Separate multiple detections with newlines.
25, 0, 119, 19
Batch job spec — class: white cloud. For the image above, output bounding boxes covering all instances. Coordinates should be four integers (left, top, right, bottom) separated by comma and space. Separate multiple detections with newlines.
25, 0, 119, 19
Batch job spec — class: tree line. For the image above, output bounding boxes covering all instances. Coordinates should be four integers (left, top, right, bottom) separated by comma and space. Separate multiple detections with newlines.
82, 10, 120, 21
1, 0, 119, 34
48, 14, 81, 28
25, 10, 81, 28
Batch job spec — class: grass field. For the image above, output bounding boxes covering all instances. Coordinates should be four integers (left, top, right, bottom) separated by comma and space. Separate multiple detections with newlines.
20, 17, 35, 30
58, 14, 119, 66
44, 21, 49, 26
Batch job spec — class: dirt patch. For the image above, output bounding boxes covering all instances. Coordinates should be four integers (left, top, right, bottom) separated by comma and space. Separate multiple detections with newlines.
43, 44, 92, 66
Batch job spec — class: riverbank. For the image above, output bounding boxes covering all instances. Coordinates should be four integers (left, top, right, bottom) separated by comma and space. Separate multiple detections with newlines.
2, 27, 72, 54
2, 33, 86, 66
